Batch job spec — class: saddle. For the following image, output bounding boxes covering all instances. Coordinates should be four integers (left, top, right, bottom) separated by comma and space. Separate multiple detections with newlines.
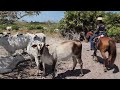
93, 35, 104, 49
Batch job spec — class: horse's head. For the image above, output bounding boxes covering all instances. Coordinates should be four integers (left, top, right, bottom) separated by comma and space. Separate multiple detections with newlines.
86, 31, 94, 41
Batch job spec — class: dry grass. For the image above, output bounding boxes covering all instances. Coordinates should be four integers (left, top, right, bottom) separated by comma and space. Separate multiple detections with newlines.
1, 29, 62, 38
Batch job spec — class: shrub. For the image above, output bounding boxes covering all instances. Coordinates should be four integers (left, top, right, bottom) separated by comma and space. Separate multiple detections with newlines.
36, 25, 43, 29
12, 25, 19, 30
27, 24, 43, 30
107, 26, 120, 37
0, 25, 6, 30
107, 26, 120, 43
27, 25, 35, 30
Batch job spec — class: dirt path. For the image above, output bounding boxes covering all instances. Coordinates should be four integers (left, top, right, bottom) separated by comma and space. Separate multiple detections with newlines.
0, 36, 120, 79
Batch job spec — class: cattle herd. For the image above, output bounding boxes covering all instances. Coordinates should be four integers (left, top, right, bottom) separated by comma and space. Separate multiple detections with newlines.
0, 31, 118, 79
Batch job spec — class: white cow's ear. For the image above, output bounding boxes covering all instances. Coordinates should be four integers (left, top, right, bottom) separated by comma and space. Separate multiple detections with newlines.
32, 44, 37, 48
4, 35, 9, 37
34, 35, 37, 38
7, 33, 11, 35
46, 44, 50, 47
0, 33, 3, 35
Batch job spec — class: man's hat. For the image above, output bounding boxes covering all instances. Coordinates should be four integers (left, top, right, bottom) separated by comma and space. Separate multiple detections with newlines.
97, 17, 103, 20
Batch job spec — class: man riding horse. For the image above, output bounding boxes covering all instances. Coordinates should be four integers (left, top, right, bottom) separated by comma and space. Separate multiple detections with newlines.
90, 16, 107, 50
89, 16, 119, 73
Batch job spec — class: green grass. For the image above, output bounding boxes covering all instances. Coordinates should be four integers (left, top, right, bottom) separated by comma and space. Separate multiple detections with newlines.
0, 22, 61, 37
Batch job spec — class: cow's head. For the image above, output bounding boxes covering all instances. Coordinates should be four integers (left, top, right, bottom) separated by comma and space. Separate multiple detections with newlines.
31, 40, 45, 59
17, 33, 23, 37
2, 32, 11, 38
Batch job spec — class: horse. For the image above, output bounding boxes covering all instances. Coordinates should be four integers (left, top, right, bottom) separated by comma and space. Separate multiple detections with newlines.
86, 31, 94, 42
92, 36, 119, 73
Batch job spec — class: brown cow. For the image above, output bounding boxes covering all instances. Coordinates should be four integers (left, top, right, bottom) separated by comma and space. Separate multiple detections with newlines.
39, 40, 83, 78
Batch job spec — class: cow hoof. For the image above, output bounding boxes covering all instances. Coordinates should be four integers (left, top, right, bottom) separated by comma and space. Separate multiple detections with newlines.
35, 73, 40, 76
79, 74, 84, 77
41, 73, 46, 78
52, 77, 55, 79
51, 73, 55, 79
41, 76, 46, 79
104, 69, 107, 72
35, 71, 40, 76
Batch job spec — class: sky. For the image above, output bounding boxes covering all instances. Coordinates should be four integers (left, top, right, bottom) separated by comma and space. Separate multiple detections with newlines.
20, 11, 65, 22
20, 11, 120, 23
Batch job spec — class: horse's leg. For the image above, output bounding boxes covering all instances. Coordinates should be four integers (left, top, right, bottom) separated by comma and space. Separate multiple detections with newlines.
93, 49, 98, 62
107, 50, 112, 70
100, 51, 108, 72
72, 56, 77, 71
109, 54, 119, 73
109, 40, 118, 73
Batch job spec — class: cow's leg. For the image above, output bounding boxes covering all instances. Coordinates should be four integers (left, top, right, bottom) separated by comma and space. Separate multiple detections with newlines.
34, 57, 40, 75
41, 62, 46, 77
51, 60, 57, 79
39, 61, 43, 71
72, 56, 77, 71
77, 54, 83, 77
30, 58, 33, 68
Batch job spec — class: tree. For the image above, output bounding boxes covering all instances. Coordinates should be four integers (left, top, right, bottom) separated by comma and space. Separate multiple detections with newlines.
0, 11, 41, 24
104, 12, 120, 29
58, 11, 120, 41
58, 11, 106, 34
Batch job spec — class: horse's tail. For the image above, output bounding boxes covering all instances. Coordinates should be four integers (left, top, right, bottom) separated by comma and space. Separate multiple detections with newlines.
108, 39, 117, 64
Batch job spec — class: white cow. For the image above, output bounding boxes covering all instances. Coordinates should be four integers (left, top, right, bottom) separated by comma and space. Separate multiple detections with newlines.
0, 34, 30, 55
24, 33, 35, 41
35, 33, 46, 43
54, 29, 59, 32
0, 32, 11, 37
26, 40, 44, 75
0, 32, 46, 56
24, 33, 46, 43
6, 26, 12, 31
